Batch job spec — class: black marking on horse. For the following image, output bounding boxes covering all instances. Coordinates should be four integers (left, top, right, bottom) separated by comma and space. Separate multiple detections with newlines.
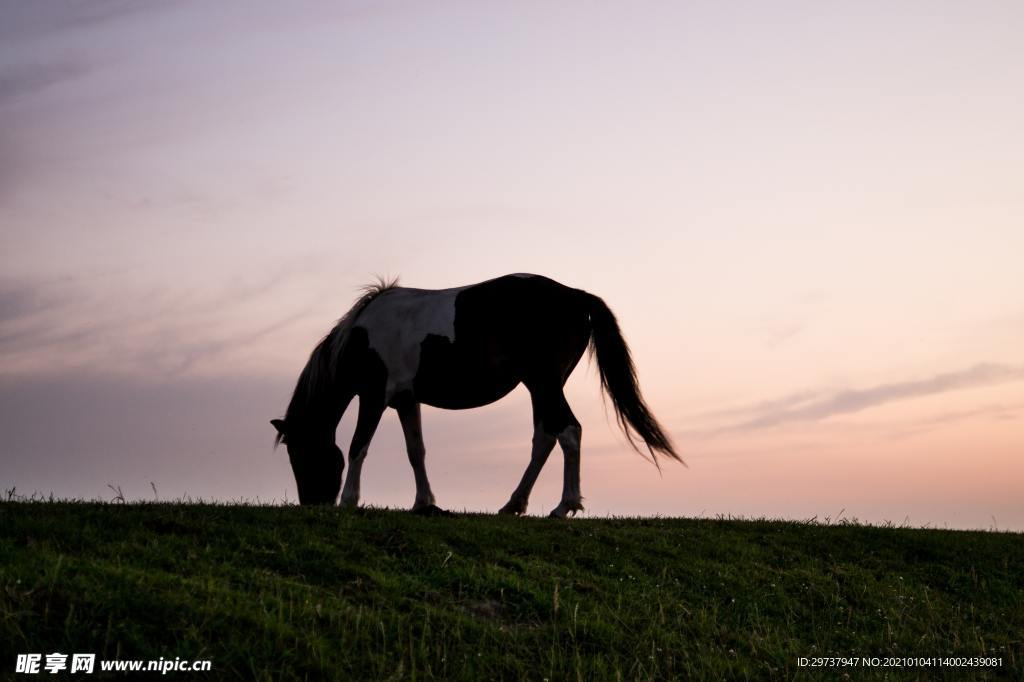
272, 273, 681, 515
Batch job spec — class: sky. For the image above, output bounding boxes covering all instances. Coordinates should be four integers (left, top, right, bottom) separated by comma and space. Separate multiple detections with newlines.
1, 1, 1022, 530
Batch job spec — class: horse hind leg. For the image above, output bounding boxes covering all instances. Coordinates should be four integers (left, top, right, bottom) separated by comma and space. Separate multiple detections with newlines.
500, 383, 581, 517
549, 420, 584, 518
499, 426, 557, 515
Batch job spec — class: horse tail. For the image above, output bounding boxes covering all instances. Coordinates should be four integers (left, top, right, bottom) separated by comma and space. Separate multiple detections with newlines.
583, 292, 683, 467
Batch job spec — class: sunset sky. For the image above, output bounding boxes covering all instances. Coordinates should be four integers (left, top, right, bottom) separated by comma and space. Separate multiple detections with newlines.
2, 1, 1022, 529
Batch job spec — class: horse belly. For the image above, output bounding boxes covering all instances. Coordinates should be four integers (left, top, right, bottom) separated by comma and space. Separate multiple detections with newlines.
412, 335, 520, 409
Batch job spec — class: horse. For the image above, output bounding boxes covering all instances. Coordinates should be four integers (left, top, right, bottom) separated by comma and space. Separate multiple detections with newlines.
271, 273, 680, 517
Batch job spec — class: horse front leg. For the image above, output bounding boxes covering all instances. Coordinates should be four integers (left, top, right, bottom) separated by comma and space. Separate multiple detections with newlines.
395, 396, 443, 514
339, 397, 384, 508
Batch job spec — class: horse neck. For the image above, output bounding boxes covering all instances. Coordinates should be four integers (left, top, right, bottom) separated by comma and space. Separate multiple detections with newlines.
286, 377, 354, 441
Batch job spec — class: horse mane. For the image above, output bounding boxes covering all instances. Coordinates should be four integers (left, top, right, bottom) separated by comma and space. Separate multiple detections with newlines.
276, 276, 400, 446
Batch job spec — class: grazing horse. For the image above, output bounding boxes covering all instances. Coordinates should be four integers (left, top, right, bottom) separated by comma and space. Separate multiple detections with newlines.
271, 274, 680, 517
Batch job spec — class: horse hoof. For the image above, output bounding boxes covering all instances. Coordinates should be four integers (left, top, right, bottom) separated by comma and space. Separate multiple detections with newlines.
498, 502, 525, 515
412, 504, 450, 517
548, 503, 583, 519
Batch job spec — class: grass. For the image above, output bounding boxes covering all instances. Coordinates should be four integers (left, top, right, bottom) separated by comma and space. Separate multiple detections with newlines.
1, 501, 1021, 680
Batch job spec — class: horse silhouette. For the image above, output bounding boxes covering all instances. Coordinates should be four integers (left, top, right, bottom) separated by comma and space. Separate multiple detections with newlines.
272, 273, 680, 517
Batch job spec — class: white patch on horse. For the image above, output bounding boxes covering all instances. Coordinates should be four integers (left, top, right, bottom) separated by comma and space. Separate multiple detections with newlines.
557, 424, 581, 452
551, 423, 584, 518
355, 286, 465, 400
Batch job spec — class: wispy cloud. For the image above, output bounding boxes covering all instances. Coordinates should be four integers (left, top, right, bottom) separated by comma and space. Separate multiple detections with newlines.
693, 363, 1024, 434
0, 267, 320, 379
882, 401, 1024, 441
0, 280, 58, 323
0, 59, 92, 107
0, 1, 175, 43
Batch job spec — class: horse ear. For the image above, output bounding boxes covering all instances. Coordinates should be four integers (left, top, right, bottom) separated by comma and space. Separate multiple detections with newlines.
271, 419, 287, 436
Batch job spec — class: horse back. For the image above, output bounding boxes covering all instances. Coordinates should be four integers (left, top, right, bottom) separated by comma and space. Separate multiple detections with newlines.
354, 274, 591, 408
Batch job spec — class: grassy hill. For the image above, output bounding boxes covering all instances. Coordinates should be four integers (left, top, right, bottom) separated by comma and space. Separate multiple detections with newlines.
1, 502, 1021, 680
